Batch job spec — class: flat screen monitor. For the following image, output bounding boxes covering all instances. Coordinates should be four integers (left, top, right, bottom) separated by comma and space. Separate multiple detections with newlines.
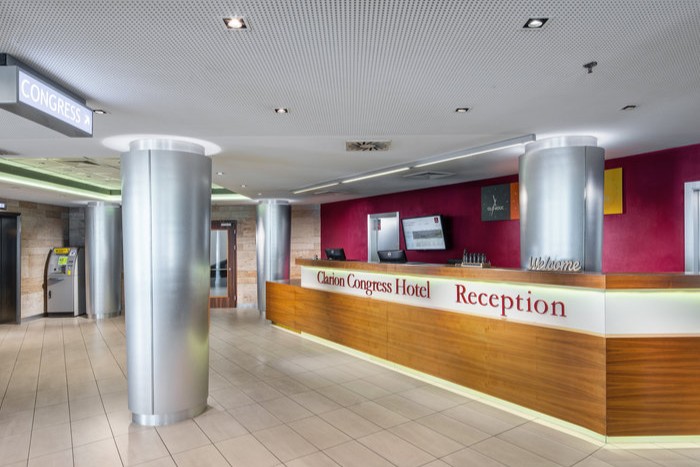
377, 249, 407, 263
325, 247, 346, 261
402, 215, 447, 250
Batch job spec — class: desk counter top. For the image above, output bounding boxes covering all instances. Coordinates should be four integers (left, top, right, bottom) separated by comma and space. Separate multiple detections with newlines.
296, 258, 700, 290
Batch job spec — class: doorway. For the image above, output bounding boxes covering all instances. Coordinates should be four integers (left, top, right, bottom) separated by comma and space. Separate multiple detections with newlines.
209, 220, 237, 308
0, 213, 21, 324
685, 181, 700, 273
367, 212, 400, 262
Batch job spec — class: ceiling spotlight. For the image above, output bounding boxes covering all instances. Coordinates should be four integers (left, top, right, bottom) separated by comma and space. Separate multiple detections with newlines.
621, 104, 638, 111
216, 171, 225, 175
93, 109, 107, 115
524, 18, 548, 29
275, 108, 289, 114
455, 107, 470, 113
241, 184, 246, 188
223, 17, 247, 29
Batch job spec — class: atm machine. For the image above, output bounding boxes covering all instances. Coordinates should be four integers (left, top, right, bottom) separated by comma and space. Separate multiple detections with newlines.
45, 247, 86, 316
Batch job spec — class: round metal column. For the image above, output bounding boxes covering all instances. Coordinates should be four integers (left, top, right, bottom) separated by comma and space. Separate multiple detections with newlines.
85, 202, 122, 319
256, 200, 291, 313
519, 136, 604, 272
122, 139, 211, 426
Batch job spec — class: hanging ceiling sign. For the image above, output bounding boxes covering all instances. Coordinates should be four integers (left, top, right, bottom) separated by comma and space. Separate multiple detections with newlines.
0, 54, 92, 137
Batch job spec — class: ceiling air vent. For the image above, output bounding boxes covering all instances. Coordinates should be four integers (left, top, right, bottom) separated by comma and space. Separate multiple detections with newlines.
403, 170, 454, 180
345, 140, 391, 152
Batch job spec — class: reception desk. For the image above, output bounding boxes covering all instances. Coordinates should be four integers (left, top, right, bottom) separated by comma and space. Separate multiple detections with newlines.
267, 259, 700, 439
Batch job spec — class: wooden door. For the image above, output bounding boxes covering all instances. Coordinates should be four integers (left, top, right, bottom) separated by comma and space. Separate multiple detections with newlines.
209, 220, 237, 308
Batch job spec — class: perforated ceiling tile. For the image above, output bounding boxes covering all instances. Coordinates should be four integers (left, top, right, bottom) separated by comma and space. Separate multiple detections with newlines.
0, 1, 699, 204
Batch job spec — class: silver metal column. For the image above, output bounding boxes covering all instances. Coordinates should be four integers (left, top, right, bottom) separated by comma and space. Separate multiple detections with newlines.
122, 139, 211, 426
519, 136, 605, 272
256, 200, 291, 313
85, 202, 122, 319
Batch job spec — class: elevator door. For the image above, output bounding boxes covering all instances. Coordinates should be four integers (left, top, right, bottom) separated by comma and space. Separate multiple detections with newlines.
0, 214, 20, 324
209, 220, 237, 308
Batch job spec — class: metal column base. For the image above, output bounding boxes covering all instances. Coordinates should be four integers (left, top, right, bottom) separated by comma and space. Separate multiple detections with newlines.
132, 403, 207, 426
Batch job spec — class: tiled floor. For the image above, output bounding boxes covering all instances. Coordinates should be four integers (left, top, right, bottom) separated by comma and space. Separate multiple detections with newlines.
1, 309, 700, 466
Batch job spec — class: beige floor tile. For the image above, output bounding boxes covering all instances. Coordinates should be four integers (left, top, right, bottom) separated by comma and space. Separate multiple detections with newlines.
290, 390, 342, 415
35, 387, 69, 408
399, 386, 465, 412
290, 372, 334, 390
358, 430, 435, 467
373, 394, 435, 420
314, 385, 366, 407
73, 438, 123, 467
115, 428, 170, 465
69, 394, 105, 421
264, 376, 311, 396
101, 389, 128, 414
237, 380, 285, 402
288, 416, 351, 450
471, 437, 561, 467
324, 440, 395, 467
216, 433, 281, 467
0, 394, 36, 417
96, 376, 128, 395
285, 451, 341, 467
173, 445, 229, 467
133, 456, 177, 467
71, 413, 113, 447
68, 380, 100, 401
442, 447, 509, 467
416, 413, 491, 446
156, 419, 211, 454
106, 408, 153, 436
29, 422, 72, 458
27, 448, 73, 467
389, 421, 464, 458
260, 396, 313, 422
210, 386, 256, 409
342, 380, 391, 400
422, 461, 451, 467
0, 431, 31, 465
194, 409, 248, 442
441, 404, 521, 435
229, 403, 283, 432
33, 402, 69, 430
347, 401, 409, 428
253, 424, 318, 462
364, 373, 424, 394
497, 423, 597, 465
0, 409, 33, 438
320, 408, 382, 439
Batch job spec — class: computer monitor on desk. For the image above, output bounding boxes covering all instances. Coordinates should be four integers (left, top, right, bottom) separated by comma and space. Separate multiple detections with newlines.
377, 249, 407, 263
325, 248, 346, 261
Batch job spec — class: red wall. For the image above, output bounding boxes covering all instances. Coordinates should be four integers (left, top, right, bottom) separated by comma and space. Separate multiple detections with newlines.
321, 144, 700, 272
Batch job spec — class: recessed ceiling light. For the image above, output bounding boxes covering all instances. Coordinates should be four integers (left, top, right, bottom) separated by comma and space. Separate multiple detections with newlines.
524, 18, 548, 29
241, 184, 246, 188
216, 171, 225, 175
275, 108, 289, 114
621, 104, 638, 111
455, 107, 470, 113
223, 17, 247, 29
93, 109, 107, 115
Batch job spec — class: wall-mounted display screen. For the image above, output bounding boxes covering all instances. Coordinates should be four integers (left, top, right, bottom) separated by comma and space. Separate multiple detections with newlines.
402, 215, 447, 250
